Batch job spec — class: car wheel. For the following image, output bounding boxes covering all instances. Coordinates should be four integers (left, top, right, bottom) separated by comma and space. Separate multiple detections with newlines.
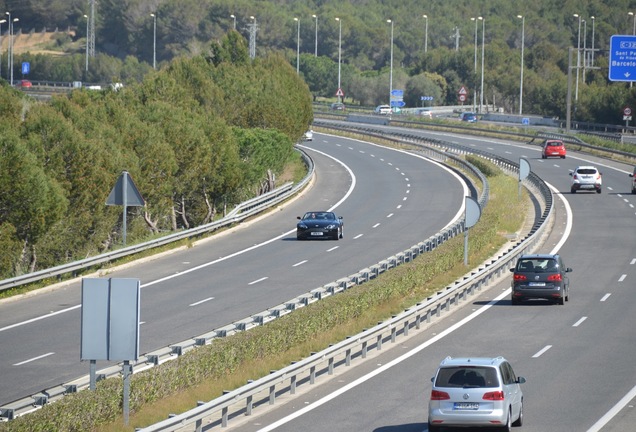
632, 189, 636, 194
596, 188, 602, 194
561, 155, 566, 159
339, 227, 343, 239
565, 288, 569, 301
502, 408, 512, 431
571, 187, 576, 194
512, 400, 524, 427
558, 296, 565, 305
541, 154, 546, 159
511, 297, 521, 305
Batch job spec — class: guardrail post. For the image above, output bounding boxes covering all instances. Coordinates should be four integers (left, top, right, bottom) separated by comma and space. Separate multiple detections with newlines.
195, 401, 204, 432
346, 348, 351, 366
377, 334, 382, 350
269, 371, 276, 404
362, 339, 368, 358
403, 319, 409, 337
391, 324, 396, 343
290, 362, 297, 394
328, 356, 334, 375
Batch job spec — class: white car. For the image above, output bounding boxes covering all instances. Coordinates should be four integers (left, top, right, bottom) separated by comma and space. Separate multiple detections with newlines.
569, 165, 602, 193
303, 130, 313, 141
374, 104, 392, 115
428, 356, 526, 431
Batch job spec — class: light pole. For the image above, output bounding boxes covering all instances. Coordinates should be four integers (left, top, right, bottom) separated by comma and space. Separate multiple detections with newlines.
471, 17, 481, 112
0, 19, 4, 78
573, 13, 581, 101
387, 19, 393, 107
83, 14, 89, 72
480, 17, 485, 114
5, 12, 10, 85
630, 12, 636, 35
591, 16, 595, 68
230, 14, 236, 30
294, 17, 300, 74
518, 15, 524, 116
6, 15, 17, 86
422, 14, 428, 53
312, 14, 317, 57
151, 13, 156, 70
336, 17, 341, 101
582, 19, 587, 83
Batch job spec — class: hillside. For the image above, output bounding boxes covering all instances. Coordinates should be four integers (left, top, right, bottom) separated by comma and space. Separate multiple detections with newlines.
6, 30, 77, 56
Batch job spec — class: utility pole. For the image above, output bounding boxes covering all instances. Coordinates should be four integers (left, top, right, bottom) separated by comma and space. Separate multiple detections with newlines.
88, 0, 96, 58
248, 16, 258, 59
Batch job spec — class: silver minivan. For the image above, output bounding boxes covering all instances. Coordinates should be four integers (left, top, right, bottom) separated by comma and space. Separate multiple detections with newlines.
428, 356, 526, 432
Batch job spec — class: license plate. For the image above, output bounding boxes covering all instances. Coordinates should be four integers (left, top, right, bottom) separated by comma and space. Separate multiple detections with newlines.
580, 184, 594, 189
529, 282, 545, 286
454, 402, 479, 410
310, 232, 323, 236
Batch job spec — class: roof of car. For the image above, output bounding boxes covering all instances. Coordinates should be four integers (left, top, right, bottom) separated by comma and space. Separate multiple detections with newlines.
519, 253, 559, 259
438, 356, 505, 367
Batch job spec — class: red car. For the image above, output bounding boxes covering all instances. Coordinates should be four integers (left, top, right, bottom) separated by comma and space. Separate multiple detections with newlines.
541, 139, 566, 159
18, 80, 32, 88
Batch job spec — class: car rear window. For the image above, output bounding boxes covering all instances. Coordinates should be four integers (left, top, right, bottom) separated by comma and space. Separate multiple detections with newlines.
435, 366, 499, 388
517, 258, 558, 272
547, 142, 563, 147
576, 168, 597, 175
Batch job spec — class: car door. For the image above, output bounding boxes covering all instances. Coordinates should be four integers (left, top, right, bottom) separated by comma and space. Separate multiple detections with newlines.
502, 362, 523, 418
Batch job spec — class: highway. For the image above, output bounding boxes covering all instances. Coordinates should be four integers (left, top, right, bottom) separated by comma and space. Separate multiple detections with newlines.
0, 133, 467, 407
222, 126, 636, 432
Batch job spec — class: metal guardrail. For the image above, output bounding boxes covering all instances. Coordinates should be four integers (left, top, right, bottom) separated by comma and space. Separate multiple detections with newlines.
0, 149, 314, 294
135, 127, 552, 431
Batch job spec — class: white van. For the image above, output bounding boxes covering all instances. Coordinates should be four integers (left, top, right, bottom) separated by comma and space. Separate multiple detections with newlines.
374, 104, 392, 115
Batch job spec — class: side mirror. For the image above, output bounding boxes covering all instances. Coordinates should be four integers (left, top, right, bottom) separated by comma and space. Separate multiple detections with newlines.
517, 377, 527, 384
297, 216, 301, 220
565, 267, 572, 272
510, 268, 515, 272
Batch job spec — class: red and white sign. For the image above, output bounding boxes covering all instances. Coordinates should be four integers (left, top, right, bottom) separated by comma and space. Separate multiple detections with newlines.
458, 86, 468, 95
458, 94, 466, 102
623, 106, 632, 116
336, 88, 344, 97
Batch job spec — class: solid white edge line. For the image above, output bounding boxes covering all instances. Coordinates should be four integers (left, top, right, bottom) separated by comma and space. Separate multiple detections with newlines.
586, 385, 636, 432
255, 289, 512, 432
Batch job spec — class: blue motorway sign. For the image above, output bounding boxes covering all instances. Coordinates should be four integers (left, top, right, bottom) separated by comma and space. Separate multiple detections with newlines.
390, 89, 403, 98
609, 35, 636, 82
421, 96, 434, 101
22, 62, 30, 75
390, 100, 406, 107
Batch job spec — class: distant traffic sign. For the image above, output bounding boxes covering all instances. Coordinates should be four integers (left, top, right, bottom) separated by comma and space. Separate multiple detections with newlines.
624, 107, 632, 116
390, 100, 406, 107
609, 35, 636, 82
335, 87, 344, 97
391, 89, 404, 97
421, 96, 434, 101
458, 85, 468, 95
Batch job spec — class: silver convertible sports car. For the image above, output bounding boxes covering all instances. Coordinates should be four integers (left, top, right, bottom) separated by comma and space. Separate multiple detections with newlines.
296, 211, 344, 240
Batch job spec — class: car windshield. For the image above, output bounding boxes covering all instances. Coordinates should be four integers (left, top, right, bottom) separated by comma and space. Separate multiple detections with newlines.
435, 367, 499, 388
303, 212, 334, 220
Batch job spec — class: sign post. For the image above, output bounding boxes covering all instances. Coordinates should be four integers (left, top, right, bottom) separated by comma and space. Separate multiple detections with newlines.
106, 171, 145, 246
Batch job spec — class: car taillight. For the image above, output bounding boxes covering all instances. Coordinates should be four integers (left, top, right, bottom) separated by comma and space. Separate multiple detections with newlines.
547, 274, 562, 281
513, 274, 527, 281
431, 390, 450, 400
483, 391, 504, 400
573, 174, 579, 180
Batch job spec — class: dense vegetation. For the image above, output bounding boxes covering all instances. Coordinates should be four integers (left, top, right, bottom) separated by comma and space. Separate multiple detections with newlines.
5, 0, 636, 124
0, 31, 312, 279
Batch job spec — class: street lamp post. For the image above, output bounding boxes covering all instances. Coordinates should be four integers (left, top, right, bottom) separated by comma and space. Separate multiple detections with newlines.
84, 15, 89, 72
480, 17, 485, 114
422, 14, 428, 53
387, 19, 393, 107
294, 17, 300, 74
582, 19, 587, 83
230, 14, 236, 30
591, 16, 595, 67
518, 15, 524, 116
0, 19, 5, 78
630, 12, 636, 35
471, 17, 481, 112
5, 12, 10, 85
312, 14, 317, 57
151, 13, 156, 70
336, 17, 341, 101
573, 13, 581, 101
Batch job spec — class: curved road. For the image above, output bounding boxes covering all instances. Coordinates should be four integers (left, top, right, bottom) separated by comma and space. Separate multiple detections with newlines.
0, 133, 467, 406
225, 126, 636, 432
